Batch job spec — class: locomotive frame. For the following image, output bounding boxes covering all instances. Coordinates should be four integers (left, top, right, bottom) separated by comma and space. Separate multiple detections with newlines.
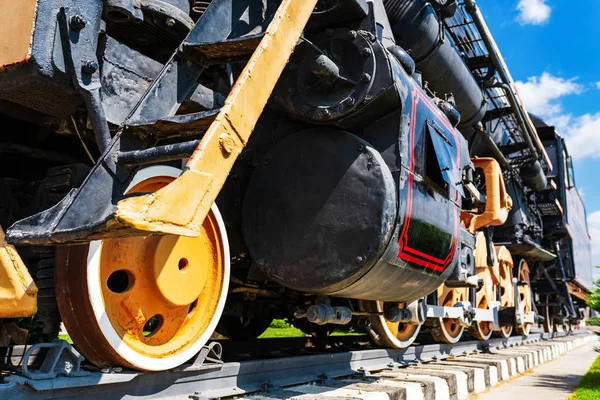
0, 0, 592, 372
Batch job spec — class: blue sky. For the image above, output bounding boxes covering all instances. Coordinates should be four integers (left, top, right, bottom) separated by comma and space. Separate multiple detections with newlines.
479, 0, 600, 266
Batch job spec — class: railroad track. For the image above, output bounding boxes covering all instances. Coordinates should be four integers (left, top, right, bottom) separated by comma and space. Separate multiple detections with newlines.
0, 330, 595, 399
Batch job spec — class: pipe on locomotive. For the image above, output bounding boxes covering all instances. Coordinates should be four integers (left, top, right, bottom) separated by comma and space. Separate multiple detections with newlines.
383, 0, 548, 192
463, 0, 549, 165
382, 0, 487, 130
474, 123, 511, 170
492, 83, 542, 163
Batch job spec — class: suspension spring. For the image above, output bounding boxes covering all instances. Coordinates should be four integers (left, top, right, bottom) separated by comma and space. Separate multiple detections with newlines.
191, 0, 212, 17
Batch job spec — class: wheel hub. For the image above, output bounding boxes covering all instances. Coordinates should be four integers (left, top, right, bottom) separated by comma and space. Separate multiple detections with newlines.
153, 235, 208, 306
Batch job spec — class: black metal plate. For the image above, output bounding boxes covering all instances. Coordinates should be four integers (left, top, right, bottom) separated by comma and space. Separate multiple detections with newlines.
242, 128, 396, 293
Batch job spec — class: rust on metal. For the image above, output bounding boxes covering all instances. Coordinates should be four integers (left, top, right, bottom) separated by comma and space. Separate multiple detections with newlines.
515, 259, 532, 335
568, 281, 589, 302
0, 227, 37, 317
495, 245, 514, 338
433, 284, 468, 344
469, 232, 498, 340
462, 157, 513, 233
0, 0, 38, 69
56, 174, 227, 369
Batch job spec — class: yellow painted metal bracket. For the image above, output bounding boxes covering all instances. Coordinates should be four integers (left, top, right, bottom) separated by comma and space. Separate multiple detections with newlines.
0, 227, 37, 318
462, 157, 513, 234
116, 0, 319, 237
0, 0, 38, 69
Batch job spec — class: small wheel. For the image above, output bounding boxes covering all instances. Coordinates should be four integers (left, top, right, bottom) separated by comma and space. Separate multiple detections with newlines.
494, 246, 514, 338
432, 286, 467, 344
56, 166, 230, 371
363, 301, 421, 348
515, 259, 532, 336
565, 322, 573, 335
553, 320, 565, 334
539, 294, 554, 333
216, 316, 273, 340
469, 233, 496, 341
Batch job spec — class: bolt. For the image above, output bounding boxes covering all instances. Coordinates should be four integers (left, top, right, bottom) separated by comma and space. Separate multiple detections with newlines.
318, 108, 331, 119
325, 28, 334, 37
82, 60, 99, 74
361, 48, 372, 57
356, 144, 364, 152
70, 15, 86, 31
166, 17, 176, 27
356, 255, 365, 263
341, 97, 355, 108
361, 73, 371, 82
348, 30, 357, 40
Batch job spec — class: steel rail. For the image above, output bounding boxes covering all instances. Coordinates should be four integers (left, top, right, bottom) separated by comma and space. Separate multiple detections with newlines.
0, 330, 586, 400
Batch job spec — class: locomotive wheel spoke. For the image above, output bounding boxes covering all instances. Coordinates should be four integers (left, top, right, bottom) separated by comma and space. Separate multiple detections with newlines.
515, 259, 532, 336
364, 301, 421, 348
539, 294, 554, 333
56, 166, 230, 371
432, 286, 467, 344
494, 246, 514, 338
553, 321, 564, 333
469, 233, 496, 341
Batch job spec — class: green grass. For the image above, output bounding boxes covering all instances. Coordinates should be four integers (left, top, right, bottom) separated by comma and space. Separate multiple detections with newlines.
258, 319, 366, 339
569, 354, 600, 400
586, 317, 600, 326
258, 326, 305, 338
56, 319, 366, 342
58, 334, 73, 344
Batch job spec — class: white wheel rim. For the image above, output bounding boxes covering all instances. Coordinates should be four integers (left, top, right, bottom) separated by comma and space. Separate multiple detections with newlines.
85, 166, 230, 370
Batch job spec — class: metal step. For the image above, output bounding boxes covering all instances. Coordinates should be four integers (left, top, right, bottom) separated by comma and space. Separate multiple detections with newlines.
127, 109, 220, 138
5, 0, 316, 245
183, 33, 266, 65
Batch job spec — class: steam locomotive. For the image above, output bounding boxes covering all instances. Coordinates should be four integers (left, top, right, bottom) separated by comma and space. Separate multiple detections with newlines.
0, 0, 592, 371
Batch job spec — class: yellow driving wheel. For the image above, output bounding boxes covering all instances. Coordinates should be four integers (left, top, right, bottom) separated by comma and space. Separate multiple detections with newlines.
55, 166, 230, 371
495, 246, 514, 338
469, 233, 497, 341
515, 259, 532, 336
539, 294, 554, 333
432, 285, 468, 344
364, 301, 421, 348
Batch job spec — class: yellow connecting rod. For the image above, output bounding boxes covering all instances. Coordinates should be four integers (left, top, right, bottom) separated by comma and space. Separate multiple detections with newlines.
115, 0, 319, 237
0, 227, 37, 318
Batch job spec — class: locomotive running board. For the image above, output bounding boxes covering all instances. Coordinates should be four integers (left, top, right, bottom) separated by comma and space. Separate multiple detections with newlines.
6, 0, 318, 245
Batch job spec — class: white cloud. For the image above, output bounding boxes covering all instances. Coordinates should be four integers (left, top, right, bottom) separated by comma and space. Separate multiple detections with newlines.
515, 73, 600, 266
515, 72, 583, 118
516, 0, 551, 25
588, 211, 600, 264
515, 72, 600, 161
562, 112, 600, 160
